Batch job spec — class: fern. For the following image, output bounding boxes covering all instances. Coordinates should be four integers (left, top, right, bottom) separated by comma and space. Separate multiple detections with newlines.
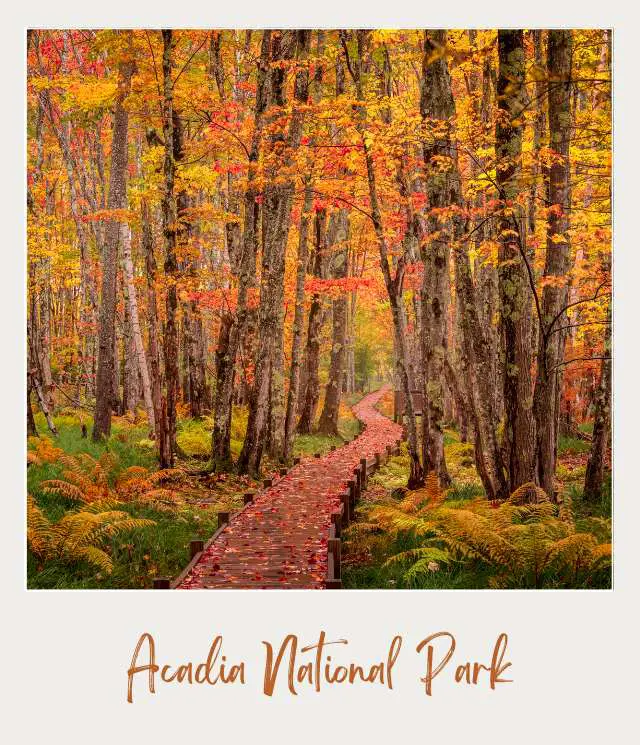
39, 452, 185, 509
27, 495, 155, 574
368, 483, 612, 589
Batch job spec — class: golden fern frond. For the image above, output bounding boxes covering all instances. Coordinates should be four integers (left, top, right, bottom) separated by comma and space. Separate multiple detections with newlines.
95, 516, 156, 539
121, 465, 150, 479
136, 489, 182, 506
400, 472, 445, 512
577, 517, 612, 543
557, 493, 574, 526
58, 454, 86, 475
433, 508, 520, 567
507, 482, 550, 506
147, 468, 185, 485
80, 499, 125, 513
40, 479, 88, 503
27, 495, 53, 558
52, 511, 112, 548
116, 466, 150, 493
28, 436, 64, 464
97, 451, 118, 482
60, 469, 96, 495
74, 545, 114, 573
425, 471, 445, 505
383, 546, 451, 568
343, 522, 381, 535
547, 533, 598, 568
589, 543, 612, 567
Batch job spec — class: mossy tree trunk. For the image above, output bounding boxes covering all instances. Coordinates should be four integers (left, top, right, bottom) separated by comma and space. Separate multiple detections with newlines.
496, 30, 537, 491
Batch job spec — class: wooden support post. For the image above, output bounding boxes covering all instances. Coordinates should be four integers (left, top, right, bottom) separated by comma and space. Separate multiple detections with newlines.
243, 492, 255, 505
263, 478, 273, 488
353, 468, 361, 501
153, 578, 171, 589
348, 479, 356, 514
360, 458, 368, 491
331, 511, 342, 538
279, 467, 287, 477
190, 539, 204, 560
340, 491, 350, 524
328, 538, 341, 579
375, 452, 381, 470
217, 511, 230, 529
293, 457, 301, 465
314, 452, 321, 459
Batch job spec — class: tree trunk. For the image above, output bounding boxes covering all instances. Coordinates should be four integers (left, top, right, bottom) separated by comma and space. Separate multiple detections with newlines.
93, 52, 134, 441
584, 311, 611, 502
211, 30, 271, 470
533, 30, 572, 497
239, 31, 311, 475
142, 198, 163, 439
283, 179, 313, 460
413, 31, 506, 499
121, 224, 156, 434
122, 300, 140, 414
27, 370, 38, 437
158, 29, 179, 468
318, 209, 350, 436
496, 30, 537, 491
419, 29, 453, 486
297, 208, 328, 434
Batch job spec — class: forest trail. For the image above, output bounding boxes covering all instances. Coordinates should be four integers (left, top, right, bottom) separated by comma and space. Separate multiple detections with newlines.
177, 386, 402, 589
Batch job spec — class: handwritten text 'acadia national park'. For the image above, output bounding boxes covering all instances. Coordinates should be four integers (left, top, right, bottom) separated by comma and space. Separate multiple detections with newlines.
126, 632, 513, 702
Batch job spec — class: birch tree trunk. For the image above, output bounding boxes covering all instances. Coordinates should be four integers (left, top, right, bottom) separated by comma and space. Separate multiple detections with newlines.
121, 225, 156, 435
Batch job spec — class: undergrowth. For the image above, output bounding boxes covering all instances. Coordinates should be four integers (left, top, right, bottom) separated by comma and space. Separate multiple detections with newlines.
343, 424, 612, 590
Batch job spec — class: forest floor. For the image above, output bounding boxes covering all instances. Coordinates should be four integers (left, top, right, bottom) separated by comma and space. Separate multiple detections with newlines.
26, 394, 363, 589
342, 390, 612, 590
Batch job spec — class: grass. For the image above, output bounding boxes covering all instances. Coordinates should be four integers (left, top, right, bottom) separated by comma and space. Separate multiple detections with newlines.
558, 434, 591, 455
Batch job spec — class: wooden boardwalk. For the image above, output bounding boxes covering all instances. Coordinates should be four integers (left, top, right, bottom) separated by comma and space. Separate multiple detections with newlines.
171, 386, 402, 589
